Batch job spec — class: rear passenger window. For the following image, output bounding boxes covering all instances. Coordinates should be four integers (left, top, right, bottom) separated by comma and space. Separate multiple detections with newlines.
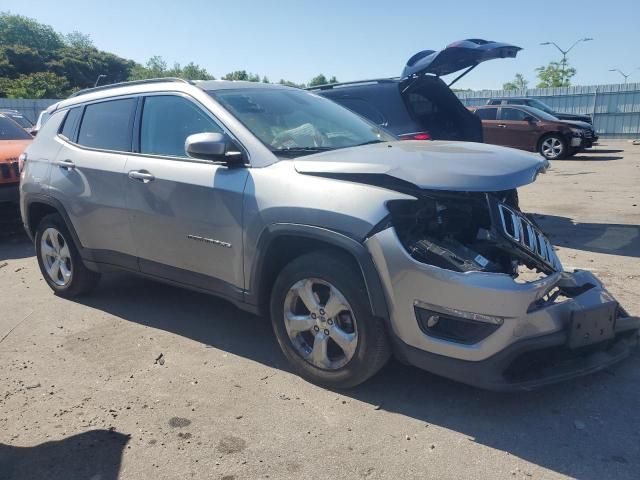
77, 98, 137, 152
59, 107, 82, 141
475, 108, 498, 120
501, 108, 529, 121
140, 95, 222, 157
339, 98, 387, 125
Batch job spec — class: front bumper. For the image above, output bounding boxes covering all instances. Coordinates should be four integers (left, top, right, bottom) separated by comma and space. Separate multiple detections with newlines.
365, 228, 639, 390
0, 183, 19, 203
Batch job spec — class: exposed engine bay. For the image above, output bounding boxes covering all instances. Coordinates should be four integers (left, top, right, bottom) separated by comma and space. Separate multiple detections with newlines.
386, 190, 560, 277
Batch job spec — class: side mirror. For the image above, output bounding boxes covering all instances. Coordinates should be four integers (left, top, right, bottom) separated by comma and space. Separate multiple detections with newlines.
523, 115, 537, 124
185, 132, 244, 165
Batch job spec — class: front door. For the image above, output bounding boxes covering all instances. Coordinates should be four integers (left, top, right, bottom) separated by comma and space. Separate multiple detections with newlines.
495, 107, 539, 151
124, 94, 248, 297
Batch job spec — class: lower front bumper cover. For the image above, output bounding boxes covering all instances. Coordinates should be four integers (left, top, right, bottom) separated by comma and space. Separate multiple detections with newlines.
395, 316, 639, 391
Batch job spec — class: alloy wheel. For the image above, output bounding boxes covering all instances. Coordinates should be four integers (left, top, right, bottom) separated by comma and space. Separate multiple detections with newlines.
541, 137, 564, 159
40, 227, 73, 286
283, 278, 358, 370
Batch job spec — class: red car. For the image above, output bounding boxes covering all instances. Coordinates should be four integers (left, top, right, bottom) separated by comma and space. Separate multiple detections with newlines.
0, 113, 32, 203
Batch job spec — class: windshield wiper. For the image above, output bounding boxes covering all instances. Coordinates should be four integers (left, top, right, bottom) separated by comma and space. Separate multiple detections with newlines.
271, 146, 335, 157
354, 139, 387, 147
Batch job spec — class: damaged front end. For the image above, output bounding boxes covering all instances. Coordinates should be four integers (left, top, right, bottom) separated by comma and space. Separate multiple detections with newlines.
380, 189, 560, 279
364, 189, 639, 390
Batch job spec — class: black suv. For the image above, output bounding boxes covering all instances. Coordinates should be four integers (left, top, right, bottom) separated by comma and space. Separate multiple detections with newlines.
311, 39, 521, 142
487, 98, 593, 125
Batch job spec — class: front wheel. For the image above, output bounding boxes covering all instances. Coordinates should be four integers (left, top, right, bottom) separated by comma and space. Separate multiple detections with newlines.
539, 134, 567, 160
270, 251, 390, 388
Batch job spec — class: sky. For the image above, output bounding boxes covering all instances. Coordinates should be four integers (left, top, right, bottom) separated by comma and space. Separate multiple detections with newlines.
4, 0, 640, 90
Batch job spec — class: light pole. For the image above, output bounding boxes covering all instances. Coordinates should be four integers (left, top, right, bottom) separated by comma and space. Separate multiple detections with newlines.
540, 38, 593, 85
94, 74, 107, 87
608, 68, 639, 84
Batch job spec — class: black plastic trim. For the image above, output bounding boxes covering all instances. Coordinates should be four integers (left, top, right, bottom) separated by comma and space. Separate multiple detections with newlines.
246, 223, 390, 322
395, 316, 640, 391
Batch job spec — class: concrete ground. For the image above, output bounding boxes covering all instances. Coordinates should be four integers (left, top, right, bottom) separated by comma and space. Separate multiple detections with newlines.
0, 140, 638, 480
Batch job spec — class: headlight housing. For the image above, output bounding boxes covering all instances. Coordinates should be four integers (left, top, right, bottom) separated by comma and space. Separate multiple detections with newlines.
569, 127, 584, 136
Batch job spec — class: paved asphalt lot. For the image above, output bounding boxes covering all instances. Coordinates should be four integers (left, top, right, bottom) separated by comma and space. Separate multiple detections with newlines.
1, 140, 639, 480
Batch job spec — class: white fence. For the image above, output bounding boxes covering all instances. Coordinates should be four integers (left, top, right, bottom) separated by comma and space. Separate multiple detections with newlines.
0, 99, 59, 123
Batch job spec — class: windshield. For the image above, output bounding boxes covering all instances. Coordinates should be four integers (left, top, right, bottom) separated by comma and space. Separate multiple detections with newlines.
2, 113, 32, 129
0, 116, 33, 140
525, 106, 559, 122
208, 88, 395, 156
527, 99, 554, 114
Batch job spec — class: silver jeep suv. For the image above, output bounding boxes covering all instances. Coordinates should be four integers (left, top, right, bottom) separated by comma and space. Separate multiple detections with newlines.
19, 78, 639, 390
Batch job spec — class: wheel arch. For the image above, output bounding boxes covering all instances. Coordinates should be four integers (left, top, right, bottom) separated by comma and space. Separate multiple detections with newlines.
24, 194, 83, 251
247, 224, 390, 323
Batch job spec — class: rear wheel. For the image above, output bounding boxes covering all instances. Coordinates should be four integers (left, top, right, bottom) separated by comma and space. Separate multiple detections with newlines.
270, 251, 390, 388
35, 213, 100, 297
539, 134, 567, 160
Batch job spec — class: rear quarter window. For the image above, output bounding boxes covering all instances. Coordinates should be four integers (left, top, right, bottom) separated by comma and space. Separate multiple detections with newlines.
77, 98, 137, 152
59, 107, 83, 141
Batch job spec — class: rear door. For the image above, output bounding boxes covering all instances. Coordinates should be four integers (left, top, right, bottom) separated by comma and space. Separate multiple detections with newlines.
497, 107, 538, 151
124, 93, 248, 297
48, 98, 138, 264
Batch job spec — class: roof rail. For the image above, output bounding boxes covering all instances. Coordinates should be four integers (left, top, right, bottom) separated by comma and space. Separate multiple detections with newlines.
69, 77, 191, 98
307, 78, 399, 91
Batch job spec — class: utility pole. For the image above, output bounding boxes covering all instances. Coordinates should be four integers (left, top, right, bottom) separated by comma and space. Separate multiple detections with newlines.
94, 74, 107, 87
608, 68, 639, 84
540, 38, 593, 86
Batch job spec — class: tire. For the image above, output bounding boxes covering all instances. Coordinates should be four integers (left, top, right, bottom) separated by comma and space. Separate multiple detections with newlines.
538, 134, 567, 160
270, 251, 390, 388
35, 213, 100, 297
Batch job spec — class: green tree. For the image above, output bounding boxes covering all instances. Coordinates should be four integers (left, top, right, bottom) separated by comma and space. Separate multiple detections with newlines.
278, 79, 305, 88
0, 12, 64, 52
535, 61, 575, 88
222, 70, 262, 82
63, 31, 94, 50
308, 74, 338, 87
180, 62, 214, 80
503, 73, 528, 91
0, 72, 69, 98
0, 45, 47, 78
47, 47, 134, 88
130, 56, 213, 81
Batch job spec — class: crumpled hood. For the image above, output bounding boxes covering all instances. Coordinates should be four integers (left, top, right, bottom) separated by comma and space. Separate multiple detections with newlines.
294, 141, 547, 192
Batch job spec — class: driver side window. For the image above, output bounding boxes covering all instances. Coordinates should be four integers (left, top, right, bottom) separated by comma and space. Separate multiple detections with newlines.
140, 95, 223, 157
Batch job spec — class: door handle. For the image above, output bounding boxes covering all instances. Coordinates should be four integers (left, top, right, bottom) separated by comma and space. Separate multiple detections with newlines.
128, 170, 155, 183
54, 159, 76, 170
497, 124, 507, 128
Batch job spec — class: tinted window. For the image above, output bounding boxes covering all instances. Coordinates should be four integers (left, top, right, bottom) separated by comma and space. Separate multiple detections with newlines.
140, 95, 223, 157
60, 107, 83, 141
338, 98, 386, 125
501, 108, 529, 121
77, 98, 136, 151
475, 108, 498, 120
0, 115, 32, 140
